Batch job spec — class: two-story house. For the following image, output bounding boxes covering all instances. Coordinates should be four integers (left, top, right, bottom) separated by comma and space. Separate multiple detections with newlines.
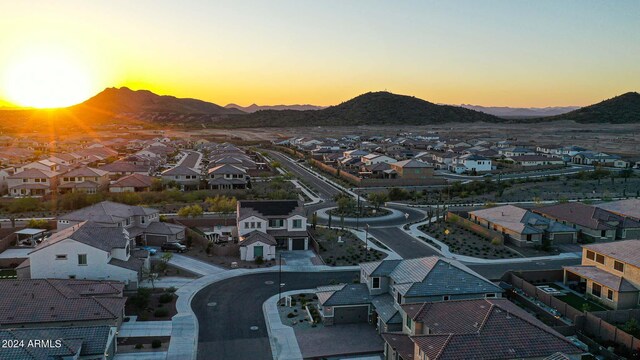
58, 166, 110, 194
389, 159, 434, 179
564, 240, 640, 310
207, 164, 249, 190
22, 221, 150, 289
56, 201, 186, 246
534, 202, 640, 242
451, 154, 491, 174
381, 298, 585, 360
161, 165, 201, 190
7, 168, 58, 196
468, 205, 578, 247
315, 257, 503, 330
237, 200, 308, 259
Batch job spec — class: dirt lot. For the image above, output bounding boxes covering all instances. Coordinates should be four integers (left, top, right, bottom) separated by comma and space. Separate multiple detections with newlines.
311, 227, 387, 266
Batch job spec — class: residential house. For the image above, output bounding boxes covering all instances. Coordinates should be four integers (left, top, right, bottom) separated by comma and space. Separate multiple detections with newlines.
0, 167, 13, 194
207, 164, 249, 190
451, 154, 491, 174
498, 146, 536, 157
389, 159, 434, 179
564, 240, 640, 310
58, 167, 110, 194
362, 153, 397, 166
0, 325, 117, 360
16, 159, 62, 173
572, 151, 625, 167
468, 205, 578, 247
316, 257, 503, 330
594, 199, 640, 221
239, 230, 277, 261
7, 168, 58, 196
56, 201, 186, 245
381, 298, 584, 360
99, 161, 151, 179
161, 165, 201, 190
109, 173, 154, 192
534, 202, 640, 241
23, 221, 150, 288
0, 279, 126, 328
237, 200, 308, 252
507, 155, 565, 166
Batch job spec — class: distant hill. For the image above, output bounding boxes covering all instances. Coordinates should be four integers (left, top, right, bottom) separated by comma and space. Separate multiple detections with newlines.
543, 92, 640, 123
225, 103, 325, 113
459, 104, 579, 118
220, 91, 501, 127
75, 87, 244, 115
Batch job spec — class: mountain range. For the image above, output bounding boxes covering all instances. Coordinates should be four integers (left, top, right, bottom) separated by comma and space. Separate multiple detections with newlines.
0, 87, 638, 129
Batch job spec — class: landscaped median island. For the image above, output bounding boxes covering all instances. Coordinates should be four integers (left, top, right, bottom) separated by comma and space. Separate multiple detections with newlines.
125, 287, 179, 321
310, 227, 387, 266
277, 293, 323, 329
418, 217, 522, 259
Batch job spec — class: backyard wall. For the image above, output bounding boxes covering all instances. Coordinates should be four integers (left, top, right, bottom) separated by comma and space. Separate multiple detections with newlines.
446, 212, 503, 244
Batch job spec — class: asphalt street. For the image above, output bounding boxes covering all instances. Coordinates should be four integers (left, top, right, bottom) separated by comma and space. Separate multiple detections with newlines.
267, 150, 342, 200
192, 271, 358, 360
369, 227, 439, 258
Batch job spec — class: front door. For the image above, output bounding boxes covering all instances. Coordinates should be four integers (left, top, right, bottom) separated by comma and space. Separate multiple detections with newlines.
254, 245, 263, 258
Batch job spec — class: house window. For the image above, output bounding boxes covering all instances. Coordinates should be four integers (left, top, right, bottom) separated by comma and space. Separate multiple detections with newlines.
601, 230, 607, 238
405, 315, 412, 330
592, 283, 602, 298
55, 254, 67, 260
614, 261, 624, 272
245, 222, 249, 229
257, 222, 262, 228
396, 292, 402, 305
607, 289, 614, 301
595, 254, 605, 264
251, 222, 255, 229
292, 219, 302, 229
485, 293, 496, 298
269, 219, 284, 227
78, 254, 87, 265
586, 250, 595, 260
69, 275, 76, 279
526, 234, 532, 242
443, 295, 450, 301
372, 277, 380, 289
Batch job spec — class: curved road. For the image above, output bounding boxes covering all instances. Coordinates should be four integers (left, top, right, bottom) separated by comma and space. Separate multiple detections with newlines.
192, 271, 358, 360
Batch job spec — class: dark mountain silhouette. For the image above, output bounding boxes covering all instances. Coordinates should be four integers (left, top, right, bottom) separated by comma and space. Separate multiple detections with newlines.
459, 104, 579, 118
220, 91, 502, 127
75, 87, 244, 115
225, 103, 325, 112
542, 92, 640, 123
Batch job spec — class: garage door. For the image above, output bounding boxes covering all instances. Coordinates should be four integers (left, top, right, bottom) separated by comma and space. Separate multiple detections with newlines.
291, 238, 306, 250
553, 233, 575, 244
334, 306, 369, 324
146, 234, 168, 246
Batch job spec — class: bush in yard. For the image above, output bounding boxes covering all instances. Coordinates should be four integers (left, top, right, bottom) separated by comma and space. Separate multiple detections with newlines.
159, 293, 174, 304
154, 308, 169, 317
135, 344, 144, 349
151, 339, 162, 349
166, 286, 177, 293
287, 313, 295, 318
255, 256, 264, 265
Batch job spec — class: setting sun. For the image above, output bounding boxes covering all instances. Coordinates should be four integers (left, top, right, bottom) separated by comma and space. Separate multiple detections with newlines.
3, 48, 93, 108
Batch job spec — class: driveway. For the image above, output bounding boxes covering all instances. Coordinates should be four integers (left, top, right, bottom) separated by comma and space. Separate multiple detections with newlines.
160, 252, 225, 276
141, 276, 195, 289
279, 250, 316, 266
295, 323, 384, 358
119, 321, 173, 337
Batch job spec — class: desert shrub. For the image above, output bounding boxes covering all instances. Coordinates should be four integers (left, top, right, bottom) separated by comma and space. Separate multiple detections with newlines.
151, 339, 162, 348
159, 293, 174, 304
154, 308, 169, 317
135, 344, 144, 349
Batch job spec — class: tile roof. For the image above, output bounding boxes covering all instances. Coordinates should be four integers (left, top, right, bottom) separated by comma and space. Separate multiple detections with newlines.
381, 333, 414, 360
594, 199, 640, 221
144, 221, 185, 236
371, 294, 400, 323
57, 201, 157, 223
0, 325, 113, 360
238, 200, 304, 220
392, 159, 432, 168
534, 203, 640, 230
110, 173, 154, 188
410, 299, 583, 359
564, 265, 638, 292
161, 165, 200, 176
8, 168, 57, 179
470, 205, 576, 235
31, 221, 128, 254
241, 230, 277, 246
109, 256, 145, 271
316, 283, 371, 306
60, 166, 108, 177
0, 279, 125, 326
583, 240, 640, 266
208, 163, 247, 175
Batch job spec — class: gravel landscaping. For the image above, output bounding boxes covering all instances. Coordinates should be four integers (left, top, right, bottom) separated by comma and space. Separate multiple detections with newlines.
311, 227, 387, 266
277, 293, 322, 329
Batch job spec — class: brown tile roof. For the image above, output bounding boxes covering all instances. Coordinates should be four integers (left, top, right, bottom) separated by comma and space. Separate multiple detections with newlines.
534, 203, 640, 230
595, 199, 640, 220
409, 299, 582, 359
381, 333, 414, 360
0, 279, 125, 326
240, 230, 277, 246
583, 240, 640, 267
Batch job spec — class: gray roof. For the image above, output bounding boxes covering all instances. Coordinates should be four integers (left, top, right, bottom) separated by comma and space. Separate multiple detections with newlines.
317, 283, 371, 306
31, 221, 128, 254
161, 165, 200, 176
241, 231, 277, 246
109, 256, 145, 271
371, 294, 401, 323
144, 221, 185, 236
57, 201, 158, 224
0, 326, 113, 360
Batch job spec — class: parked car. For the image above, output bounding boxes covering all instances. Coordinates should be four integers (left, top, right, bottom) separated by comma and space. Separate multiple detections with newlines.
161, 242, 187, 253
142, 246, 158, 256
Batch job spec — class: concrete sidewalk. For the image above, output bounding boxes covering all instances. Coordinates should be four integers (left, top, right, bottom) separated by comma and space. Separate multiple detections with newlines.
114, 352, 168, 360
290, 179, 323, 205
119, 321, 173, 337
160, 252, 225, 276
140, 276, 196, 289
263, 289, 306, 360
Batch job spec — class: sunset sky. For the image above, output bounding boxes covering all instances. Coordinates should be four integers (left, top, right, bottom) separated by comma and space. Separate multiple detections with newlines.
1, 1, 639, 108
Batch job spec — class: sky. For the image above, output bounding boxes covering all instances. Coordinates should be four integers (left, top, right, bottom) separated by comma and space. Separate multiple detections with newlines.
0, 0, 639, 108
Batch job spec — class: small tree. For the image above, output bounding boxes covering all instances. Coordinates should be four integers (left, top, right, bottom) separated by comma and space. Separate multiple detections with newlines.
157, 252, 173, 273
368, 192, 388, 210
26, 219, 51, 230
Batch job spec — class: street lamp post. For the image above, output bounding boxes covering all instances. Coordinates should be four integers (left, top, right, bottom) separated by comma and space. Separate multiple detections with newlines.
356, 193, 360, 230
278, 253, 282, 302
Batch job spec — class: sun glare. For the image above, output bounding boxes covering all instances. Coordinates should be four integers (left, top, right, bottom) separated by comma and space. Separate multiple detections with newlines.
3, 49, 94, 108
